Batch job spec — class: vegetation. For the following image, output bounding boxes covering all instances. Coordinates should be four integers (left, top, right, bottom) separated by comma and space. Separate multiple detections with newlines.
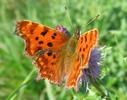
0, 0, 127, 99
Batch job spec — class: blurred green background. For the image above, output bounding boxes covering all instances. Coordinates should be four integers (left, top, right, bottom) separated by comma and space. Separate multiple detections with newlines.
0, 0, 127, 100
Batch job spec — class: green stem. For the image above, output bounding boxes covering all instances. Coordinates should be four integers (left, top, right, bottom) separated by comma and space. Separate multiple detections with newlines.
65, 0, 74, 30
7, 68, 35, 100
45, 80, 55, 100
90, 78, 110, 100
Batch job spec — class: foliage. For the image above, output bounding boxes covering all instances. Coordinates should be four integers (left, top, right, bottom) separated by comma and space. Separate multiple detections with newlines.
0, 0, 127, 99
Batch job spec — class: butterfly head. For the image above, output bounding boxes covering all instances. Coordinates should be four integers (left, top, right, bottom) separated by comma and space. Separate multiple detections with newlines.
74, 26, 81, 40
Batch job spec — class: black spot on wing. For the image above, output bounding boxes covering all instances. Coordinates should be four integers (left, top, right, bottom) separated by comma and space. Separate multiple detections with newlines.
51, 62, 54, 65
83, 48, 85, 51
82, 54, 84, 59
79, 48, 82, 52
80, 37, 83, 43
53, 33, 57, 36
47, 52, 52, 56
35, 37, 39, 40
41, 27, 48, 36
86, 44, 88, 49
85, 34, 87, 42
47, 42, 53, 47
30, 23, 38, 34
39, 41, 43, 44
51, 33, 57, 39
53, 54, 56, 59
51, 36, 55, 39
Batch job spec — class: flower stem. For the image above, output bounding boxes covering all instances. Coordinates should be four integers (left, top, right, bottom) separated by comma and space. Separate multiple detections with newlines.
45, 80, 55, 100
90, 78, 110, 100
7, 68, 35, 100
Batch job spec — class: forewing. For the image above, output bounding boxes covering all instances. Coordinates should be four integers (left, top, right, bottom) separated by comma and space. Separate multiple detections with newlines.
76, 29, 98, 68
66, 29, 98, 89
16, 20, 68, 56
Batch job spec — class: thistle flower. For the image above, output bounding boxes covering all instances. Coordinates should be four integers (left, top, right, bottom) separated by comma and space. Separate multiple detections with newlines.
56, 25, 70, 36
78, 47, 102, 92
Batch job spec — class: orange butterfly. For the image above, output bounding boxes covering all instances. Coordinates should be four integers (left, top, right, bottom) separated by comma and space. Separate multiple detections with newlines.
15, 20, 98, 90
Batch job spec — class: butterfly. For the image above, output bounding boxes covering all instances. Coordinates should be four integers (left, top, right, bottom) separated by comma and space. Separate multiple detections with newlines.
15, 20, 98, 90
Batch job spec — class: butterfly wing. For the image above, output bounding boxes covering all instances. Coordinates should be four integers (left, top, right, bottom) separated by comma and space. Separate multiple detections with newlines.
16, 20, 68, 56
34, 48, 67, 84
16, 20, 69, 84
77, 29, 98, 68
66, 29, 98, 89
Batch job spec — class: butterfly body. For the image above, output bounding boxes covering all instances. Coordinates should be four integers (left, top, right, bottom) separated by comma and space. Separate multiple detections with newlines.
16, 20, 98, 90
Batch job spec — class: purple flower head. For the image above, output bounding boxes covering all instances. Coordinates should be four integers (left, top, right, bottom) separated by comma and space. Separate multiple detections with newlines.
78, 47, 101, 92
56, 25, 70, 36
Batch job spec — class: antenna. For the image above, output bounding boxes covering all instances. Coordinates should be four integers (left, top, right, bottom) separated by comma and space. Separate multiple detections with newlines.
86, 14, 100, 26
64, 0, 74, 30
